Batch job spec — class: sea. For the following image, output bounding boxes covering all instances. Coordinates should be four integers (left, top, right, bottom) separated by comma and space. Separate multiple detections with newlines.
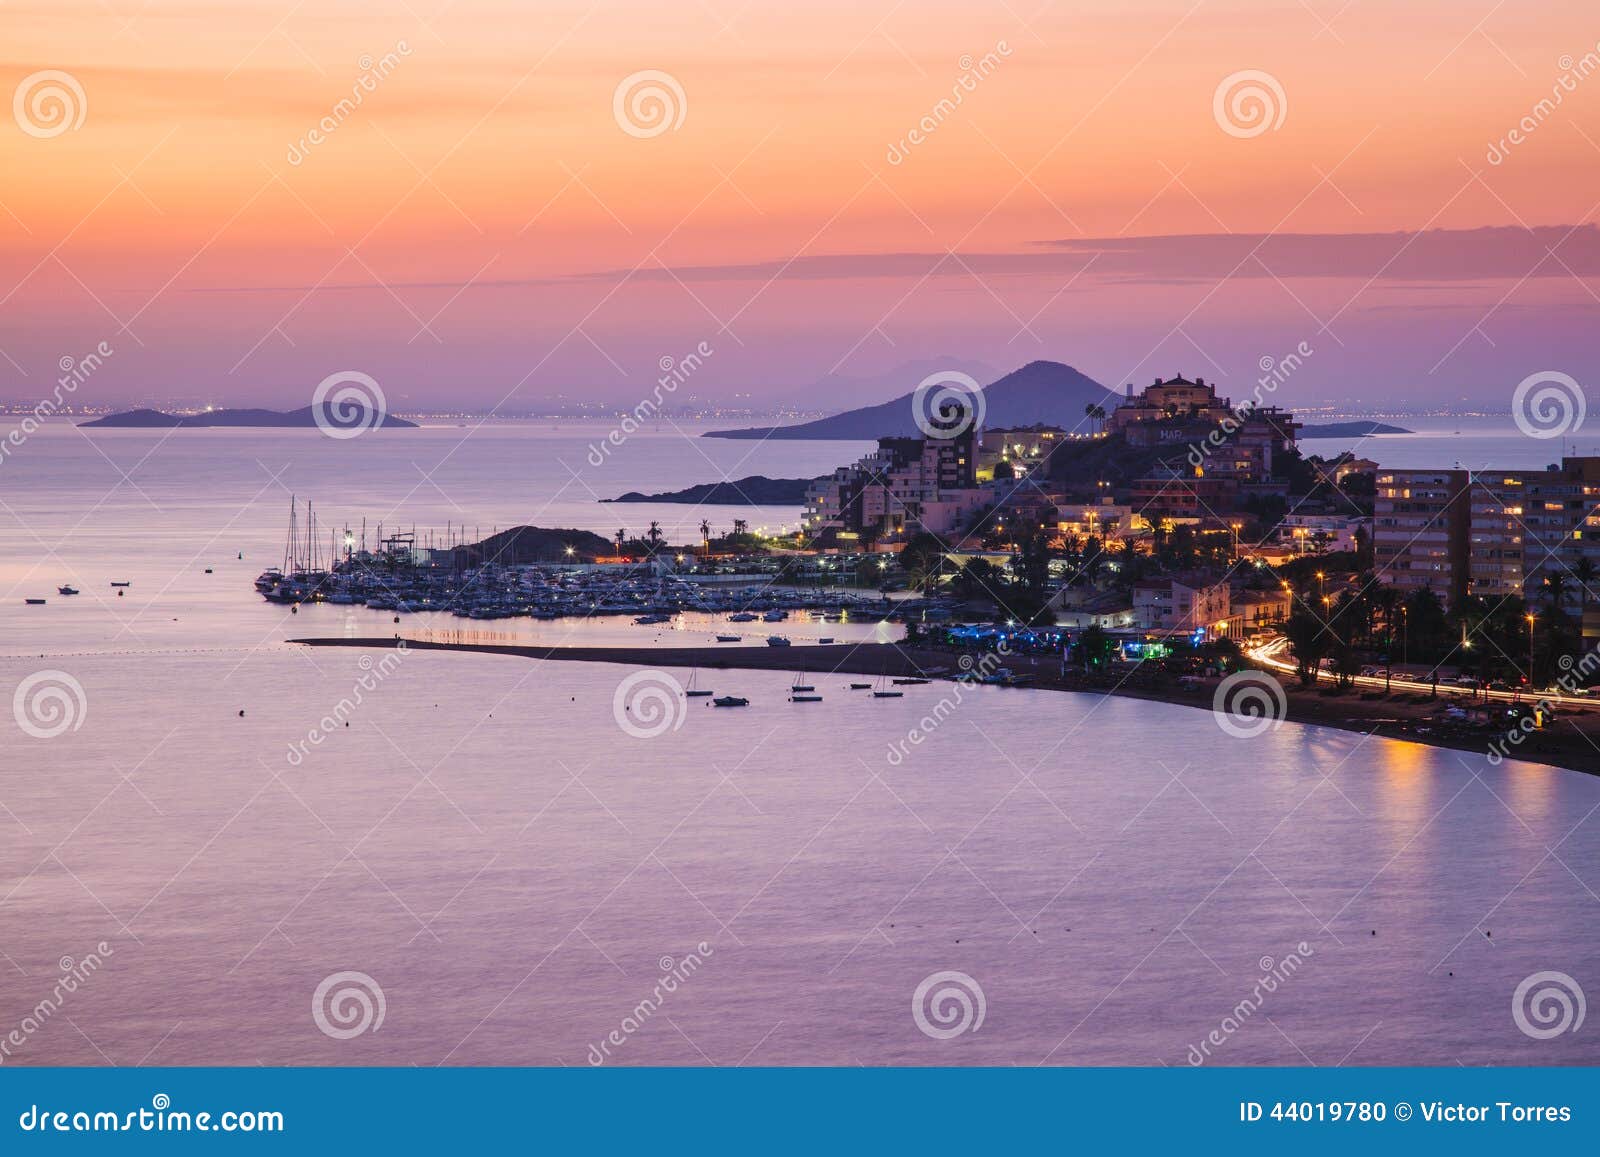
0, 416, 1596, 1067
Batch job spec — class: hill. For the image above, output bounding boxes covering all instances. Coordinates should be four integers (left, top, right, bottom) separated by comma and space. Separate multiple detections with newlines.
81, 406, 417, 429
702, 360, 1120, 440
463, 526, 614, 565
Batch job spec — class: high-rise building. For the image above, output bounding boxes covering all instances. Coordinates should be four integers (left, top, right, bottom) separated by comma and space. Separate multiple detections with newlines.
1373, 468, 1469, 606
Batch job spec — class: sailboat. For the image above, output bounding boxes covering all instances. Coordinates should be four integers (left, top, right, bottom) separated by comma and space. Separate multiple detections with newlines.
871, 674, 903, 699
790, 670, 820, 702
684, 670, 714, 698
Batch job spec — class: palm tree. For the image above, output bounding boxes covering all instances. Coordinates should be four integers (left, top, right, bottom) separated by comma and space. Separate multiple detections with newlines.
614, 529, 626, 554
646, 521, 664, 548
1541, 569, 1570, 614
699, 518, 712, 555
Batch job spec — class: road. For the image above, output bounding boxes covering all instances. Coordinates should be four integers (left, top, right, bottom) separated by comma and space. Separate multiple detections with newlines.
1244, 635, 1600, 712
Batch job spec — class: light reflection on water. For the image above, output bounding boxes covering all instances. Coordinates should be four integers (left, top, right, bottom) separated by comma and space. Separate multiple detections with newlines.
0, 648, 1594, 1067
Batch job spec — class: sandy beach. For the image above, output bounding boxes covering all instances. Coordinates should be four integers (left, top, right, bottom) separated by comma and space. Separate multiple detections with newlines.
290, 637, 1600, 776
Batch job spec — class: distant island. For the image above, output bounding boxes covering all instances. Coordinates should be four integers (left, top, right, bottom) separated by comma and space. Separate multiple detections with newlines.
80, 406, 418, 429
1299, 420, 1412, 437
602, 476, 815, 504
704, 360, 1120, 440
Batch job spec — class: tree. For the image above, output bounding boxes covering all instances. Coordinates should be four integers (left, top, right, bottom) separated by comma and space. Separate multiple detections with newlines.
1284, 605, 1330, 685
1077, 623, 1114, 671
699, 519, 711, 555
899, 531, 945, 593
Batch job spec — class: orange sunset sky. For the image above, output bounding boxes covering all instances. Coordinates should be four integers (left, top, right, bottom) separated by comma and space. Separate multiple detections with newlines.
2, 0, 1598, 410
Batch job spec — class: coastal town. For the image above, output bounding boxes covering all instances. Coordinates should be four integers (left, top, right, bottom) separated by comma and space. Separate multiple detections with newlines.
259, 371, 1600, 771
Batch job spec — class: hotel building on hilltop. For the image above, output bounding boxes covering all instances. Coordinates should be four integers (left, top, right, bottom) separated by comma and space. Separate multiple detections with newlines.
1373, 458, 1600, 623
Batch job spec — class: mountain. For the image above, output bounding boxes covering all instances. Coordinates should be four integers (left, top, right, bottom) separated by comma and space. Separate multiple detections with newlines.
796, 356, 999, 413
80, 405, 417, 429
703, 360, 1120, 439
603, 476, 815, 504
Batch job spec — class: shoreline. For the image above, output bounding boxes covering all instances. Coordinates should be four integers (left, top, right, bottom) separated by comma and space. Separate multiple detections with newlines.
289, 637, 1600, 776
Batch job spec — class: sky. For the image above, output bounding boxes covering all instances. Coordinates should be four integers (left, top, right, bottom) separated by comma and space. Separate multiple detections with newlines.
1, 0, 1597, 413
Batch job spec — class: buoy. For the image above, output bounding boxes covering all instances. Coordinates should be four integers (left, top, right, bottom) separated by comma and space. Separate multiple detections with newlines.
291, 605, 297, 613
238, 710, 245, 717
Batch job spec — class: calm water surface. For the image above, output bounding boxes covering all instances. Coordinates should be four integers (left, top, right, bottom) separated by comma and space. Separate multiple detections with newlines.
0, 422, 1596, 1066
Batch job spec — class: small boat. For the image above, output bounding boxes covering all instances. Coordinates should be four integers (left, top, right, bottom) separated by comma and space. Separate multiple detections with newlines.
766, 635, 791, 647
728, 612, 758, 623
893, 677, 931, 686
790, 694, 823, 703
57, 585, 79, 596
849, 682, 872, 690
712, 695, 749, 707
634, 613, 672, 625
24, 598, 46, 605
715, 635, 740, 643
762, 610, 787, 622
204, 568, 213, 574
110, 581, 131, 587
872, 675, 903, 699
818, 637, 834, 644
685, 671, 714, 698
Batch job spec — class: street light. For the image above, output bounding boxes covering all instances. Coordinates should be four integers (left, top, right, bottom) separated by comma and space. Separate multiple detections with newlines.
1527, 612, 1536, 679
